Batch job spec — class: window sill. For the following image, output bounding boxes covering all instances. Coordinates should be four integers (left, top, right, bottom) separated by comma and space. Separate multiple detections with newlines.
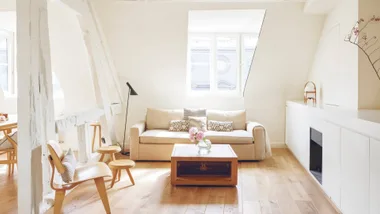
187, 90, 243, 98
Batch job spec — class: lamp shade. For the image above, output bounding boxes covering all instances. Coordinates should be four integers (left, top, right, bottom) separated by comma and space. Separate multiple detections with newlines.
126, 82, 138, 96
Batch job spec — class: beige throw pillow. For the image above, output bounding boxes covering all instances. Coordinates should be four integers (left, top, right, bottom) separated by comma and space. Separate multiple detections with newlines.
208, 120, 233, 132
188, 116, 207, 132
184, 108, 206, 120
169, 120, 189, 132
60, 148, 77, 183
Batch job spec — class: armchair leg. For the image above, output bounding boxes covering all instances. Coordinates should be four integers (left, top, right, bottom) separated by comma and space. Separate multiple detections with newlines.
95, 177, 111, 214
54, 190, 66, 214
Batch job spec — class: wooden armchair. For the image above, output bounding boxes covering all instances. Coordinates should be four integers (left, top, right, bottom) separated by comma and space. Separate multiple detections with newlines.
47, 141, 113, 214
0, 123, 17, 175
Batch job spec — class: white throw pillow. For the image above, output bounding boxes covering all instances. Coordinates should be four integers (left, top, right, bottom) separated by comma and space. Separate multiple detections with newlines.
60, 148, 77, 183
184, 108, 206, 120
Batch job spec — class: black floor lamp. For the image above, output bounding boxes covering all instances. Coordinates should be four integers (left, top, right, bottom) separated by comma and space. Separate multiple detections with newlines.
121, 82, 138, 155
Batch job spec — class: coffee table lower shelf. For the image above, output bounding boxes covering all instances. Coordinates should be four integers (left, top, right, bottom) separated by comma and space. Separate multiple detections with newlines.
171, 160, 238, 186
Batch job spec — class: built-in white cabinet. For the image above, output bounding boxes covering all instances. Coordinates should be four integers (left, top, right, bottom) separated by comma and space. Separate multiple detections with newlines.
285, 104, 309, 169
370, 138, 380, 214
322, 121, 341, 208
341, 129, 370, 214
286, 101, 380, 214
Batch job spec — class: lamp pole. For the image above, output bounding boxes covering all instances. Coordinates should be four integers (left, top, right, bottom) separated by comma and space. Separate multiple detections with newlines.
121, 88, 131, 155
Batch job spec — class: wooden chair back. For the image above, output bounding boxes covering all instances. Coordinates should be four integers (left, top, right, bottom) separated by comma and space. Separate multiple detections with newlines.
47, 140, 65, 174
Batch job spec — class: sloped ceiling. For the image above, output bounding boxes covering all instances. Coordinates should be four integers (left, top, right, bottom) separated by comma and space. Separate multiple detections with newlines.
304, 0, 339, 14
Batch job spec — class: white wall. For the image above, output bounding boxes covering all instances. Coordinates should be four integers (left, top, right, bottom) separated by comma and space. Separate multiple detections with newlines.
308, 0, 359, 109
94, 1, 324, 145
0, 0, 15, 11
308, 0, 380, 110
48, 2, 97, 115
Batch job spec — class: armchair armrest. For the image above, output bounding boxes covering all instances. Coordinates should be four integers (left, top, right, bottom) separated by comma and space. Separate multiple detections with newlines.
247, 121, 269, 160
130, 121, 146, 160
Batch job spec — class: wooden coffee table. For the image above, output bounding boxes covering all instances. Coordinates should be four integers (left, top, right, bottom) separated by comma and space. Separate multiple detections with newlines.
171, 144, 238, 186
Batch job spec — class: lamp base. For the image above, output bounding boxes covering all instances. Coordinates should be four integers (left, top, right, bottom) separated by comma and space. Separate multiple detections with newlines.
120, 151, 130, 156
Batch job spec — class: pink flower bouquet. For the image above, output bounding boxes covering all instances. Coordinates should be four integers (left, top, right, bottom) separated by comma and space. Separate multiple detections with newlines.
189, 127, 206, 143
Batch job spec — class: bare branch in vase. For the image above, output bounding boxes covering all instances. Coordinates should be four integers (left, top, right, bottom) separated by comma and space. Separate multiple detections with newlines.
345, 15, 380, 81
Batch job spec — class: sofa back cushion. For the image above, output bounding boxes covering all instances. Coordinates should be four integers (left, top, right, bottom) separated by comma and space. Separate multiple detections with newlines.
146, 108, 183, 130
207, 110, 246, 130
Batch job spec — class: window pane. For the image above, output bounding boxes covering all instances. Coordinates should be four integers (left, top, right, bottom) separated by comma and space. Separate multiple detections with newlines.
0, 65, 8, 92
0, 38, 8, 64
190, 37, 211, 91
216, 36, 237, 91
242, 35, 257, 87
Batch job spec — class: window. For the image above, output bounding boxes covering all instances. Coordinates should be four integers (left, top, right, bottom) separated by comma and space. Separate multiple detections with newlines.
0, 30, 15, 94
188, 34, 258, 93
0, 29, 63, 97
187, 10, 265, 95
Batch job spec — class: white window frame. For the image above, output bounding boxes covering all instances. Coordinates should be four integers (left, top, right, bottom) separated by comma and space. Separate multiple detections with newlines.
0, 30, 15, 95
187, 33, 255, 97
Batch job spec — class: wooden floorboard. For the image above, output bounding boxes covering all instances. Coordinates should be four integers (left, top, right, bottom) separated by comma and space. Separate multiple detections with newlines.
0, 148, 338, 214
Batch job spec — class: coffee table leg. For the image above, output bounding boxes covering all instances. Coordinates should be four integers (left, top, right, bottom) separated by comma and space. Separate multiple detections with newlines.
110, 169, 118, 188
126, 168, 135, 185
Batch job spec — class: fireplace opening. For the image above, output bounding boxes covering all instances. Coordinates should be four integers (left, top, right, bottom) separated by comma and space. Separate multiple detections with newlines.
310, 127, 322, 184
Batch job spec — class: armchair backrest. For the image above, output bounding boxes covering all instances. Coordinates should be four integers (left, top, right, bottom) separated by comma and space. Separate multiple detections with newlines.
47, 140, 66, 174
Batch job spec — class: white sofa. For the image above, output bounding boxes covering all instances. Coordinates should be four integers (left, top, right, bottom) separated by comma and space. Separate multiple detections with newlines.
130, 108, 270, 161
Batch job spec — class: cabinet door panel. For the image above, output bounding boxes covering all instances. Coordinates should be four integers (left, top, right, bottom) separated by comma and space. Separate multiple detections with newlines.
322, 121, 341, 208
341, 129, 370, 214
370, 138, 380, 214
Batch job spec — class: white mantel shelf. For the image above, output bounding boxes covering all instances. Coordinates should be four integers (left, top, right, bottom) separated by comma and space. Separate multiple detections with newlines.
287, 101, 380, 141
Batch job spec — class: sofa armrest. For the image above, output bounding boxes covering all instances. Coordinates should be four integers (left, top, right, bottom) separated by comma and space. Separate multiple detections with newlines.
247, 121, 267, 160
130, 121, 146, 160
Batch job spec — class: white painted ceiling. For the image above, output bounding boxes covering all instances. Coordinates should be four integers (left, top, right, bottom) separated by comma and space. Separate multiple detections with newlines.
188, 10, 266, 33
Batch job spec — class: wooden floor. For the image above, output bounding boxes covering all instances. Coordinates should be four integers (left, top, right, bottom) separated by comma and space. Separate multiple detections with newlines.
0, 149, 338, 214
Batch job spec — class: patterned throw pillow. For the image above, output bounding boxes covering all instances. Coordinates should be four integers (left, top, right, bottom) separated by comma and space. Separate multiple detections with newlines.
208, 120, 233, 132
188, 116, 207, 132
184, 108, 206, 120
60, 148, 77, 183
169, 120, 189, 132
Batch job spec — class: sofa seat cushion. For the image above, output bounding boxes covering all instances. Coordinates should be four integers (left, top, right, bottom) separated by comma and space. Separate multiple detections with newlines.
204, 130, 253, 144
140, 130, 191, 144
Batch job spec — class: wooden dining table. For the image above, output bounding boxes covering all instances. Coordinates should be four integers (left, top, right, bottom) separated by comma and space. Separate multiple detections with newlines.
0, 115, 18, 175
0, 115, 17, 133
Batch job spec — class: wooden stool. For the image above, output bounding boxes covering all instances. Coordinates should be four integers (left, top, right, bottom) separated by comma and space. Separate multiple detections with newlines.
91, 122, 102, 152
108, 160, 136, 188
97, 146, 121, 162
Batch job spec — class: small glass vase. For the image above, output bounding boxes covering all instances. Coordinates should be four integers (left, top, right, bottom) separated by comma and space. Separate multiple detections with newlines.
197, 139, 211, 155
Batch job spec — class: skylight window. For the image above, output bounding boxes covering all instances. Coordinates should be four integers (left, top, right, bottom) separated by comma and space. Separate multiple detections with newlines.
187, 10, 265, 95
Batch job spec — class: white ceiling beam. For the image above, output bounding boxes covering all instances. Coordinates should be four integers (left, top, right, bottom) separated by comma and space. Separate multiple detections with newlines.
304, 0, 339, 14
